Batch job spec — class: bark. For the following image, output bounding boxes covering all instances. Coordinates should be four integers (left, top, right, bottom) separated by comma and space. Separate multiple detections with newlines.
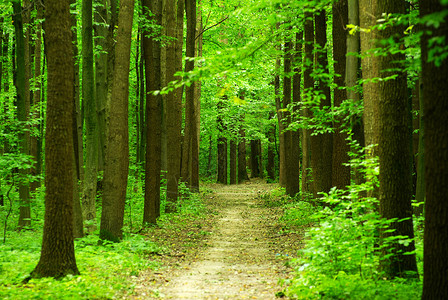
94, 0, 108, 171
229, 139, 237, 184
250, 140, 261, 178
360, 0, 380, 198
237, 114, 249, 183
81, 0, 98, 232
266, 112, 276, 182
301, 12, 313, 198
414, 77, 424, 216
99, 0, 134, 242
143, 0, 162, 225
332, 0, 351, 190
31, 0, 79, 278
377, 0, 417, 279
310, 10, 333, 198
217, 99, 227, 184
12, 1, 31, 229
274, 50, 285, 187
181, 0, 198, 191
421, 1, 448, 297
165, 0, 183, 211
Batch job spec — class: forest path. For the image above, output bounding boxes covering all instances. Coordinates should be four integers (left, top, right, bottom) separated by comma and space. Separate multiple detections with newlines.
135, 179, 294, 299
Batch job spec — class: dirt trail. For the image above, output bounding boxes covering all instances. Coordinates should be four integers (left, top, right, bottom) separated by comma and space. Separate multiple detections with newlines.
157, 181, 289, 299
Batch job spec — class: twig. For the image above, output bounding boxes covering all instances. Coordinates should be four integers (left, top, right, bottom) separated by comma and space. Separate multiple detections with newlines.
195, 16, 229, 40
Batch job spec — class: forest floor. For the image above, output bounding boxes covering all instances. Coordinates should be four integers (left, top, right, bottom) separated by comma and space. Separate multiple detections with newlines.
129, 179, 305, 299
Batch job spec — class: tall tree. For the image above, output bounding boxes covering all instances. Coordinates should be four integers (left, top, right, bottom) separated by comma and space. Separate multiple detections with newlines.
99, 0, 134, 242
217, 98, 228, 184
81, 0, 98, 232
376, 0, 417, 278
143, 0, 162, 224
181, 0, 199, 191
421, 1, 448, 297
165, 0, 183, 211
237, 113, 249, 183
310, 9, 333, 198
274, 45, 286, 187
301, 12, 313, 198
332, 0, 350, 190
12, 0, 31, 229
229, 138, 237, 184
31, 0, 79, 278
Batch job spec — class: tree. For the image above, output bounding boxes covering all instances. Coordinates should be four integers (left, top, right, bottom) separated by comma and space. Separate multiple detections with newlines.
31, 0, 79, 278
12, 0, 31, 229
421, 1, 448, 297
237, 113, 249, 183
81, 0, 98, 232
332, 0, 350, 190
165, 0, 183, 211
217, 97, 228, 184
143, 0, 162, 225
99, 0, 134, 242
376, 0, 417, 278
310, 9, 333, 198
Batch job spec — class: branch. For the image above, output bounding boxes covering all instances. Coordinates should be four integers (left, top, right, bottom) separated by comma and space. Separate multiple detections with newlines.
195, 16, 229, 40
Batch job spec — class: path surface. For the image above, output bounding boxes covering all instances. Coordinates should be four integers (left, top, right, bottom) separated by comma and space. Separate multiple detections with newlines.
158, 182, 287, 299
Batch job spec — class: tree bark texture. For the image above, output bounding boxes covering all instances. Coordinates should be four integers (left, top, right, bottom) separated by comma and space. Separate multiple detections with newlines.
310, 10, 333, 198
143, 0, 162, 225
81, 0, 98, 232
301, 12, 313, 198
99, 0, 134, 242
274, 51, 285, 187
217, 99, 227, 184
377, 0, 417, 279
12, 1, 31, 229
267, 112, 276, 182
421, 1, 448, 297
332, 0, 351, 190
237, 114, 249, 183
32, 0, 79, 278
165, 0, 183, 211
229, 139, 237, 184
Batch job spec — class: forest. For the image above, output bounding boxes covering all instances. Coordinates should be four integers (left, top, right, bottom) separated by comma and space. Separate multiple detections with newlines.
0, 0, 447, 298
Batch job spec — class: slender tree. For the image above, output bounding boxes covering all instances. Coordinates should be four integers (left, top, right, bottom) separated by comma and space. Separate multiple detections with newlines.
421, 1, 448, 297
12, 0, 31, 229
237, 113, 249, 183
31, 0, 79, 278
99, 0, 134, 242
217, 98, 228, 184
143, 0, 162, 224
81, 0, 98, 232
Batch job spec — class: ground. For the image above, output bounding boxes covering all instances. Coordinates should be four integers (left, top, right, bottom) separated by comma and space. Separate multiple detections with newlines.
130, 179, 304, 299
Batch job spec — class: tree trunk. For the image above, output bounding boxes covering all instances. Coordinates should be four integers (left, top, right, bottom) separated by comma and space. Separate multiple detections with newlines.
332, 0, 350, 190
237, 114, 249, 183
217, 99, 227, 184
310, 10, 333, 198
421, 1, 448, 297
301, 12, 313, 198
229, 139, 237, 184
274, 48, 285, 187
94, 0, 108, 172
31, 0, 79, 278
81, 0, 98, 233
99, 0, 134, 242
377, 0, 418, 279
250, 140, 261, 178
414, 77, 424, 216
143, 0, 162, 225
12, 1, 31, 229
165, 0, 183, 212
266, 112, 276, 182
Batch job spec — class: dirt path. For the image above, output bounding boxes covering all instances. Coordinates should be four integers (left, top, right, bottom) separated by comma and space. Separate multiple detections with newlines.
132, 180, 297, 299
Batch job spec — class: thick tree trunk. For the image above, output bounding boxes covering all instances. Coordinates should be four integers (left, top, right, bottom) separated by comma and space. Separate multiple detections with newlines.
310, 10, 333, 198
99, 0, 134, 242
377, 0, 418, 279
81, 0, 98, 232
229, 139, 237, 184
421, 1, 448, 298
31, 0, 79, 278
143, 0, 162, 225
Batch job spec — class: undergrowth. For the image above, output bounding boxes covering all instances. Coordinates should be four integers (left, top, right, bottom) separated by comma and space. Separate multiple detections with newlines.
0, 177, 210, 299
